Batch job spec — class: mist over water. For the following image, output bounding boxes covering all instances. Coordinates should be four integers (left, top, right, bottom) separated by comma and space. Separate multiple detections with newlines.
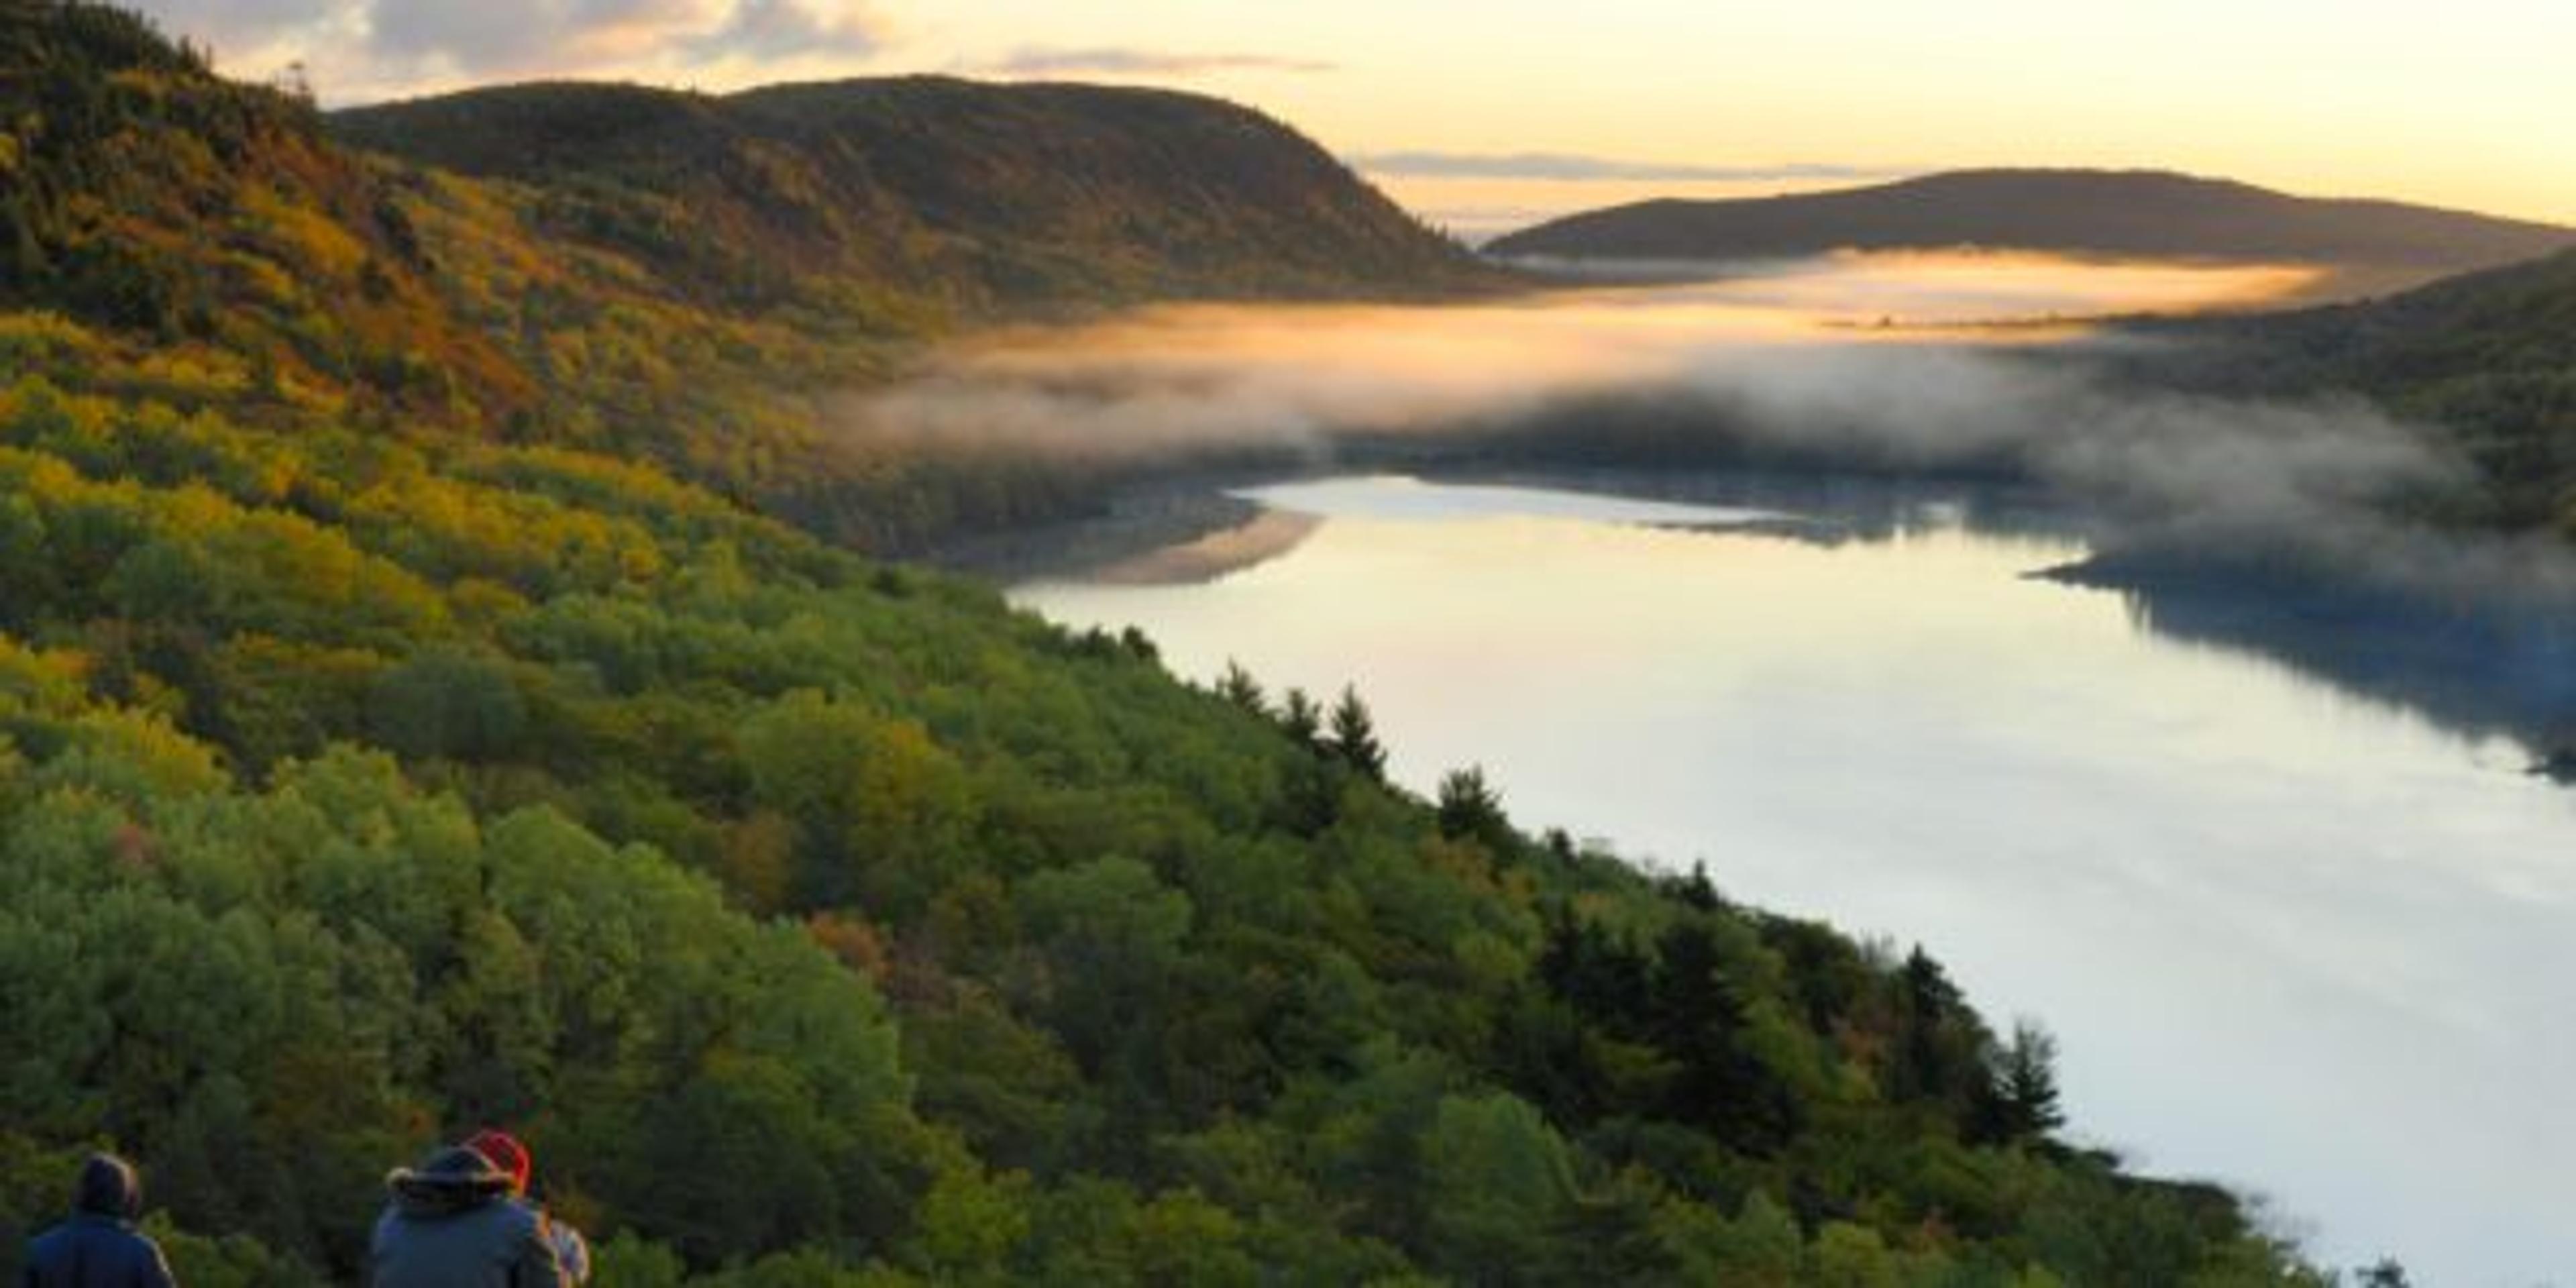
847, 252, 2325, 460
857, 253, 2576, 606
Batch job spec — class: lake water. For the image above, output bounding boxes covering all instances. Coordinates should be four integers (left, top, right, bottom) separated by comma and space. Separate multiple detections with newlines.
1014, 472, 2576, 1287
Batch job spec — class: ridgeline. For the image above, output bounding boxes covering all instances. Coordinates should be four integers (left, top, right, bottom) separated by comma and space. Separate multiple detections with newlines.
0, 6, 2325, 1285
331, 76, 1499, 311
1489, 168, 2576, 277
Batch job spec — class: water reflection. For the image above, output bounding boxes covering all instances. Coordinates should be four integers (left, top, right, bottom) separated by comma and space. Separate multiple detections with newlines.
1012, 472, 2576, 1287
2090, 565, 2576, 768
1072, 468, 2576, 769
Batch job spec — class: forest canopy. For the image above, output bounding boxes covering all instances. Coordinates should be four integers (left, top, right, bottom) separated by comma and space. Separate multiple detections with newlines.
0, 5, 2354, 1283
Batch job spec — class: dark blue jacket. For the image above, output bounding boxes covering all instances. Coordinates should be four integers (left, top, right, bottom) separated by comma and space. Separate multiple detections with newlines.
19, 1156, 178, 1288
368, 1147, 564, 1288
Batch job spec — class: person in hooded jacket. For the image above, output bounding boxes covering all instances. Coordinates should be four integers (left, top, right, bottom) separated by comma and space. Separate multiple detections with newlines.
368, 1143, 565, 1288
460, 1130, 589, 1285
19, 1154, 178, 1288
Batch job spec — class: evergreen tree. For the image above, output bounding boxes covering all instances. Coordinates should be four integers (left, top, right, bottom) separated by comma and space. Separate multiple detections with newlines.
1436, 765, 1507, 847
1216, 659, 1266, 717
1998, 1018, 2065, 1138
1118, 625, 1158, 663
1652, 918, 1796, 1151
1328, 684, 1387, 780
1279, 686, 1322, 750
1972, 1018, 2065, 1144
1665, 861, 1721, 912
1893, 944, 1972, 1106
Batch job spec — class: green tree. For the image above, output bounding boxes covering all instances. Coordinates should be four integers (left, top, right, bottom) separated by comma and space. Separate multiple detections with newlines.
363, 648, 525, 761
1417, 1093, 1576, 1283
1278, 687, 1320, 750
1214, 659, 1265, 717
1980, 1018, 2066, 1144
1328, 684, 1387, 780
1435, 765, 1507, 850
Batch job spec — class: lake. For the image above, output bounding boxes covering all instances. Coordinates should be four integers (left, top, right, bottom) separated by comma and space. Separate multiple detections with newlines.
1012, 471, 2576, 1287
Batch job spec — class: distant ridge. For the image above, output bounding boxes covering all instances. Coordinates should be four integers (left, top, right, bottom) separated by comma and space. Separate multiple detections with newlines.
1488, 169, 2576, 273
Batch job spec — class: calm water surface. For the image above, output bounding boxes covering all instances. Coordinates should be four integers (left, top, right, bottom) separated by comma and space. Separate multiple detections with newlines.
1014, 473, 2576, 1287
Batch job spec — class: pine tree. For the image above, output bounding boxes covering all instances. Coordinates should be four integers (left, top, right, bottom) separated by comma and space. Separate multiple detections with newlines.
1437, 765, 1508, 849
1279, 687, 1321, 751
1216, 659, 1266, 717
1998, 1020, 2063, 1136
1328, 684, 1386, 780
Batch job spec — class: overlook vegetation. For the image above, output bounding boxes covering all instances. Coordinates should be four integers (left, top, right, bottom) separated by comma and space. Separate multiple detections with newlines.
0, 4, 2350, 1283
0, 339, 2323, 1287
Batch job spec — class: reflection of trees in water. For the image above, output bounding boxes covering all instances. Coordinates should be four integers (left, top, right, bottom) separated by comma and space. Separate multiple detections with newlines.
1006, 461, 2576, 775
1606, 463, 2576, 770
1484, 466, 2576, 773
2068, 562, 2576, 767
1399, 463, 2083, 549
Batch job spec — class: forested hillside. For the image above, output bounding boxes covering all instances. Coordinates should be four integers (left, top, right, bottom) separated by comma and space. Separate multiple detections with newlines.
333, 76, 1494, 311
0, 6, 2324, 1284
2135, 249, 2576, 536
0, 0, 528, 423
3, 7, 1500, 553
1489, 169, 2576, 274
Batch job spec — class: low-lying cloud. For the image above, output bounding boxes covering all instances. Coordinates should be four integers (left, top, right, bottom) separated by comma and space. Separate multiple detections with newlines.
838, 254, 2576, 602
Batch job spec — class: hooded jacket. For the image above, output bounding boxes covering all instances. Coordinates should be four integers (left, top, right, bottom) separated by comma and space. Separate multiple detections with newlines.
368, 1148, 565, 1288
19, 1155, 178, 1288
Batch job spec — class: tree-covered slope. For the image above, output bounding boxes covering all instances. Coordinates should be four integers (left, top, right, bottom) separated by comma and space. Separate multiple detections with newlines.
0, 319, 2320, 1288
1489, 168, 2576, 272
333, 76, 1499, 309
5, 7, 1502, 554
0, 7, 2325, 1284
0, 2, 531, 423
2132, 248, 2576, 535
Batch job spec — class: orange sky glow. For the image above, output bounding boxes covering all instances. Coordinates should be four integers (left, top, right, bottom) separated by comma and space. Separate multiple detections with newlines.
134, 0, 2576, 235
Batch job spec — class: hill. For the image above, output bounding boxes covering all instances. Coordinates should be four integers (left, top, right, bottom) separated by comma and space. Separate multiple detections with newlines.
5, 23, 1499, 553
0, 7, 2324, 1284
325, 78, 1503, 549
2133, 248, 2576, 533
333, 77, 1497, 310
0, 1, 531, 423
1488, 168, 2576, 276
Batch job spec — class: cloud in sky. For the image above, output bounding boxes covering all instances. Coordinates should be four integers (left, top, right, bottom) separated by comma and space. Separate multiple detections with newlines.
1352, 151, 1904, 184
978, 46, 1336, 78
131, 0, 885, 95
138, 0, 345, 49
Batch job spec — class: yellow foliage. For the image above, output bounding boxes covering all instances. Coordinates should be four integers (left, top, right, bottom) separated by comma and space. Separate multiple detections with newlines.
0, 636, 92, 718
240, 184, 369, 280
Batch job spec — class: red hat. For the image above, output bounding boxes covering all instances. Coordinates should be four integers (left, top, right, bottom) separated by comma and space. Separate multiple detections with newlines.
464, 1128, 531, 1194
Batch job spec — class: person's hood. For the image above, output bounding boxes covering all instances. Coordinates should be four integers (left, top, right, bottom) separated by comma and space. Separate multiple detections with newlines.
73, 1154, 140, 1220
387, 1145, 513, 1218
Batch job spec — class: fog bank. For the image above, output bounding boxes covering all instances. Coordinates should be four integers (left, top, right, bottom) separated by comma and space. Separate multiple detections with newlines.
839, 253, 2573, 602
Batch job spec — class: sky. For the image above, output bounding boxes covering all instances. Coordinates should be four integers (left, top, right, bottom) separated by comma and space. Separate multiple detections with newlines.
128, 0, 2576, 234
